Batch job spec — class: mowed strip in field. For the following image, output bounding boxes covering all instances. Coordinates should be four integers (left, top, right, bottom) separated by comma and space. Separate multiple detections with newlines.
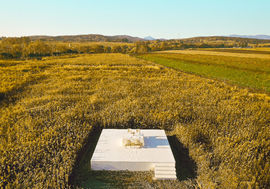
139, 49, 270, 92
199, 48, 270, 55
0, 54, 269, 188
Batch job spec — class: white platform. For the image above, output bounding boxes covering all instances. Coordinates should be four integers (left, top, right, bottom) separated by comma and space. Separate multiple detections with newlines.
91, 129, 177, 179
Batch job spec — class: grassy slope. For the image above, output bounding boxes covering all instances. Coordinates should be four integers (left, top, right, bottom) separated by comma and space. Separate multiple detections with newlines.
0, 54, 269, 188
139, 52, 270, 92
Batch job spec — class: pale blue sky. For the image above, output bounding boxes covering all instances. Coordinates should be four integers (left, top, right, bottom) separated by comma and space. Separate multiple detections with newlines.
0, 0, 269, 39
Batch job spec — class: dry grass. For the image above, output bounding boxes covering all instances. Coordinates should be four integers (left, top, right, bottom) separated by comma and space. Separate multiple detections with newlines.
0, 54, 269, 188
158, 49, 270, 59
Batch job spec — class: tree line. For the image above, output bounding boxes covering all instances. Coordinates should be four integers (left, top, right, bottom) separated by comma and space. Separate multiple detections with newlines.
0, 36, 263, 59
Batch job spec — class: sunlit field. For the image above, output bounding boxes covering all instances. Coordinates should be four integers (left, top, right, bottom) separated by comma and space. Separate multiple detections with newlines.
154, 49, 270, 59
199, 47, 270, 55
139, 49, 270, 93
0, 54, 269, 188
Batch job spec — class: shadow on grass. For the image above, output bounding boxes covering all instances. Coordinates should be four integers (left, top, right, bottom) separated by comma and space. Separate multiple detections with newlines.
167, 135, 197, 180
0, 93, 4, 102
0, 75, 48, 105
68, 127, 108, 188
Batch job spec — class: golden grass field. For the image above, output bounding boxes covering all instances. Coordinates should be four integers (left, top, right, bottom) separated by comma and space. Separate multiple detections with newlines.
157, 49, 270, 59
0, 53, 269, 188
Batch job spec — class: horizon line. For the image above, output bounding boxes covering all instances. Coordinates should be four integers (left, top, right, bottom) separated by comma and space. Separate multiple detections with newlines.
1, 33, 270, 40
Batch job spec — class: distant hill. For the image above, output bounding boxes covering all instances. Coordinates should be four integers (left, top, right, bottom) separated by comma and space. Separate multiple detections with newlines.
178, 36, 270, 44
2, 35, 270, 45
229, 35, 270, 40
144, 36, 156, 41
28, 34, 144, 42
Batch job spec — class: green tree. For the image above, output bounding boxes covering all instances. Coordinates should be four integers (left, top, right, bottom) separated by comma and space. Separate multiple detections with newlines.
111, 46, 122, 53
92, 45, 104, 53
104, 46, 111, 53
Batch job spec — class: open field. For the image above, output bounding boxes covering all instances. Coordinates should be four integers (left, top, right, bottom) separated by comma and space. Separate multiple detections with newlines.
199, 47, 270, 55
139, 50, 270, 93
0, 54, 270, 188
155, 49, 270, 59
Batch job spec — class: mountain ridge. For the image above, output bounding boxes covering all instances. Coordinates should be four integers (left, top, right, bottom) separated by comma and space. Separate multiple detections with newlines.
229, 34, 270, 40
1, 34, 270, 43
27, 34, 144, 42
144, 36, 156, 40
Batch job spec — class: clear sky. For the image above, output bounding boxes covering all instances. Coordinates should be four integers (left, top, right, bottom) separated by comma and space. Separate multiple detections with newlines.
0, 0, 269, 39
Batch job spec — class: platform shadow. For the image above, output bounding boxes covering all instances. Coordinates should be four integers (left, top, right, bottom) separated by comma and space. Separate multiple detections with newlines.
69, 127, 103, 187
167, 135, 197, 180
